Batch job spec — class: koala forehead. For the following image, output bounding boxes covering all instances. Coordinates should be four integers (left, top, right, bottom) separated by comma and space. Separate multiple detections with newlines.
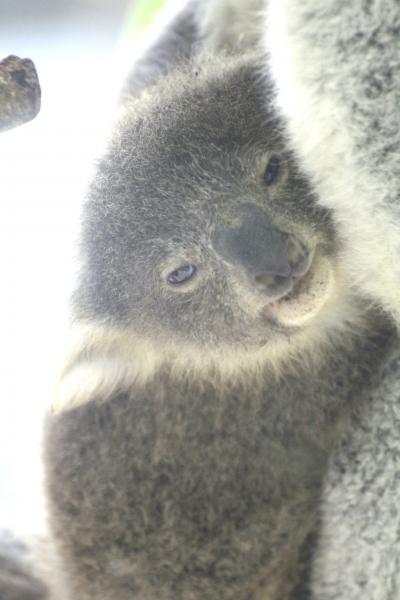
92, 54, 283, 223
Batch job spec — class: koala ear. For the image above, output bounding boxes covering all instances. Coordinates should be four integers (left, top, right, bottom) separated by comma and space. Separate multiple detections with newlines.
120, 0, 264, 101
196, 0, 265, 53
121, 0, 202, 99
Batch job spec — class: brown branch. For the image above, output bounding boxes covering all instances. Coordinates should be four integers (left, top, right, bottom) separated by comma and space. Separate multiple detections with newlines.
0, 55, 41, 132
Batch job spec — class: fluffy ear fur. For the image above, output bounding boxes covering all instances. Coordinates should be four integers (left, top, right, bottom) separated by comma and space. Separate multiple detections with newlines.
195, 0, 265, 52
121, 0, 267, 99
265, 2, 400, 597
121, 0, 202, 99
0, 533, 49, 600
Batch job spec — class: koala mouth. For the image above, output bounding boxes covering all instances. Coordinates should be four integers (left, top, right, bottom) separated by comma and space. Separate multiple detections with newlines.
262, 255, 334, 327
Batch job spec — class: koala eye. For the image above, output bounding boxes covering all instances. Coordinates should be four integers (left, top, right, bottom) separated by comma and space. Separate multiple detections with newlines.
167, 264, 197, 285
263, 155, 281, 186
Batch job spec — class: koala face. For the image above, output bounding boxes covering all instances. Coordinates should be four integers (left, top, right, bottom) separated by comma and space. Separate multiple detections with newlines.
74, 55, 338, 357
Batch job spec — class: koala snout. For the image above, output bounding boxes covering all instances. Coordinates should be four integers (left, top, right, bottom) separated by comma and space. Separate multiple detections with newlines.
211, 205, 309, 293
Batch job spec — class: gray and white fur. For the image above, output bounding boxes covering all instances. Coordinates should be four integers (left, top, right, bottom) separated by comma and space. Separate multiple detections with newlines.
201, 0, 400, 596
48, 50, 393, 600
5, 1, 400, 599
265, 1, 400, 598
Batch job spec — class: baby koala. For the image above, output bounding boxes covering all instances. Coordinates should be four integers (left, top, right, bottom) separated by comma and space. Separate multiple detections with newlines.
44, 51, 394, 600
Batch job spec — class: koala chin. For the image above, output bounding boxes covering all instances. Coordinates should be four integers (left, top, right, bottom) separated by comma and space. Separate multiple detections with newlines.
41, 51, 395, 600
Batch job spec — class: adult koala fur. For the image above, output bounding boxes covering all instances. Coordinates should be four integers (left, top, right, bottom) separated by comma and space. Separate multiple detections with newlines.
4, 1, 400, 599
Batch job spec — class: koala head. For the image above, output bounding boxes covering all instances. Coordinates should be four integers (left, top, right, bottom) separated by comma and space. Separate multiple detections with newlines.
73, 54, 346, 370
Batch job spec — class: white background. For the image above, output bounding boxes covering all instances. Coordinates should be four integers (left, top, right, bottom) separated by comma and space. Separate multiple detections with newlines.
0, 1, 133, 535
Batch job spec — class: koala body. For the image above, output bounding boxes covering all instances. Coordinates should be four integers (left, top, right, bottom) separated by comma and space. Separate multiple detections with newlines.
42, 45, 396, 600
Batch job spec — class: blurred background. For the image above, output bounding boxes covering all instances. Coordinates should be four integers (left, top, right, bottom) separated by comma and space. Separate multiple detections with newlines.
0, 0, 169, 536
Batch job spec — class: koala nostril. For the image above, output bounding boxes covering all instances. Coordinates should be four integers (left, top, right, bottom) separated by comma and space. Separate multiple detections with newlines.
255, 273, 276, 287
255, 273, 289, 290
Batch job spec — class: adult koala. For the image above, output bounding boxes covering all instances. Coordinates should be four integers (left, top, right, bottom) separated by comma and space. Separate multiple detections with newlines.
4, 1, 399, 600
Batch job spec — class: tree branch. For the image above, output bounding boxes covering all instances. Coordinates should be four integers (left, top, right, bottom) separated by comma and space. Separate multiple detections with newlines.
0, 55, 41, 132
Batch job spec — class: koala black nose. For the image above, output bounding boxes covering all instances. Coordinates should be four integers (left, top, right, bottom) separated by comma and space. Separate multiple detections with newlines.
212, 204, 308, 293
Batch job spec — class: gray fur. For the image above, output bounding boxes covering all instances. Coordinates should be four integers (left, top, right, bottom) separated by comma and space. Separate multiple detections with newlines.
310, 347, 400, 599
43, 41, 397, 600
0, 532, 49, 600
5, 2, 400, 599
264, 1, 400, 597
188, 1, 400, 597
121, 0, 265, 100
121, 0, 200, 98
